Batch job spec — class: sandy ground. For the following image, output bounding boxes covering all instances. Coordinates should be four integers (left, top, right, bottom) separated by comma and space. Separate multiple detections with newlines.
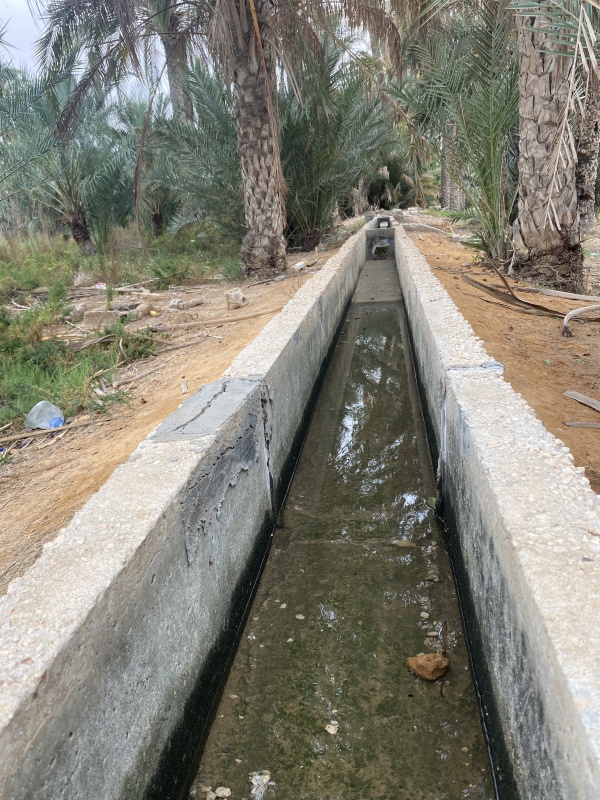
0, 266, 316, 594
406, 226, 600, 496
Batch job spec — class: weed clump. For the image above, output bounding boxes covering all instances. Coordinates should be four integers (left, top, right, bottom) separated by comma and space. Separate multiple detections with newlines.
0, 302, 155, 427
0, 225, 241, 429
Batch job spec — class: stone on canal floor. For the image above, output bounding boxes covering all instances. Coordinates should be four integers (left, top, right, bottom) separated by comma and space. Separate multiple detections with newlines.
407, 652, 450, 681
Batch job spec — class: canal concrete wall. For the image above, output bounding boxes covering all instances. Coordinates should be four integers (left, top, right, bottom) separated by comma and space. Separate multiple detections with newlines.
0, 229, 366, 800
395, 225, 600, 799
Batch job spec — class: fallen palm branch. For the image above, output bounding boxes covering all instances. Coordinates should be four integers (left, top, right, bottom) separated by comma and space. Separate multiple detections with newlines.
150, 305, 284, 332
562, 304, 600, 336
463, 292, 554, 316
564, 390, 600, 413
461, 274, 564, 317
462, 266, 600, 329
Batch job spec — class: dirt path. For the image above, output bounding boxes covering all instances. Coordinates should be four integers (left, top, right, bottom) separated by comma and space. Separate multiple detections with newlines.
407, 228, 600, 495
0, 270, 314, 594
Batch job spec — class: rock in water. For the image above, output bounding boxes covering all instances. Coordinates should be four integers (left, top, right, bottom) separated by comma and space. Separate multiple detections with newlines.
406, 652, 450, 681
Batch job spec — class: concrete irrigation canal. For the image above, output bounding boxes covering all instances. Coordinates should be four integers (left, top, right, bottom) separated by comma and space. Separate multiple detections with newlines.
190, 259, 494, 799
1, 220, 600, 800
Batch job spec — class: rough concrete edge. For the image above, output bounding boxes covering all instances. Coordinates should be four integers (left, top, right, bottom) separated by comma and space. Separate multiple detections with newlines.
394, 226, 502, 443
0, 226, 367, 798
223, 229, 367, 496
0, 384, 268, 798
224, 230, 366, 379
395, 225, 600, 798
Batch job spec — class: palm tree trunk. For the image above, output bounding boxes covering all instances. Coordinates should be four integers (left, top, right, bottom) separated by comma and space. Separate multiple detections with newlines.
232, 12, 286, 275
577, 72, 600, 235
67, 209, 94, 252
440, 134, 466, 211
159, 12, 193, 123
440, 168, 466, 211
511, 13, 583, 292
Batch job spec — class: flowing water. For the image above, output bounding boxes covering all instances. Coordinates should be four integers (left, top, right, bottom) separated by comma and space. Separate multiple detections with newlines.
189, 260, 494, 800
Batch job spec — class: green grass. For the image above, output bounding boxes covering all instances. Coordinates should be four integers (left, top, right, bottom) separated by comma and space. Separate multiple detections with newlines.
0, 222, 243, 301
0, 224, 243, 429
0, 303, 156, 427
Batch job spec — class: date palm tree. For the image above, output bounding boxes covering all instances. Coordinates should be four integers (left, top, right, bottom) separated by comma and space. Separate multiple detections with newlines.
510, 0, 600, 291
35, 0, 404, 274
33, 87, 139, 252
37, 0, 194, 122
401, 0, 519, 260
0, 57, 56, 210
510, 8, 583, 291
154, 48, 396, 249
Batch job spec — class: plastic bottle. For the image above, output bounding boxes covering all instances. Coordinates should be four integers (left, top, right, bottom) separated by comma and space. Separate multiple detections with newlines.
25, 401, 65, 430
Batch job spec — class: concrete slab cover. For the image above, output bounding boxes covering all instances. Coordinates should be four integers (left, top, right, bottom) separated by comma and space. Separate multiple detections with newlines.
395, 226, 600, 799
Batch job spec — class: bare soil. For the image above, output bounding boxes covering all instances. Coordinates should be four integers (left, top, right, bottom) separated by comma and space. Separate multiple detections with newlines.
406, 226, 600, 496
0, 261, 320, 594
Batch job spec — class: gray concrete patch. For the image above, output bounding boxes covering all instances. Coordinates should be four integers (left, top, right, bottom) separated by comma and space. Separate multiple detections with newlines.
0, 228, 368, 800
395, 225, 600, 799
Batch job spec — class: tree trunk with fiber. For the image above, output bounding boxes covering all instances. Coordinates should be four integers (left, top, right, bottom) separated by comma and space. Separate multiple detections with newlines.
577, 71, 600, 236
67, 209, 94, 252
232, 7, 287, 276
511, 13, 583, 292
440, 135, 466, 211
159, 11, 193, 123
440, 167, 466, 210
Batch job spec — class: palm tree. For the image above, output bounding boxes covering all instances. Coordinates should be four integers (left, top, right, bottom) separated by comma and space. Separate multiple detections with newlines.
152, 61, 244, 236
280, 38, 395, 249
10, 79, 141, 251
401, 0, 519, 260
36, 0, 404, 275
211, 0, 287, 272
38, 0, 194, 122
510, 9, 583, 292
206, 2, 400, 273
155, 50, 396, 249
0, 59, 57, 213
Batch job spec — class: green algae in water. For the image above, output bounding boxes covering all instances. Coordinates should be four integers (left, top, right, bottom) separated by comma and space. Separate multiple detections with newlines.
191, 307, 494, 800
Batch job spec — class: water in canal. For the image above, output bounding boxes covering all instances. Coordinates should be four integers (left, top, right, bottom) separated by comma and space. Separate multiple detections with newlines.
190, 260, 494, 800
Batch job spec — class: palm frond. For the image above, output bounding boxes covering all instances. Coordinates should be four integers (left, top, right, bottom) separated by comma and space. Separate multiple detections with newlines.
401, 0, 519, 259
